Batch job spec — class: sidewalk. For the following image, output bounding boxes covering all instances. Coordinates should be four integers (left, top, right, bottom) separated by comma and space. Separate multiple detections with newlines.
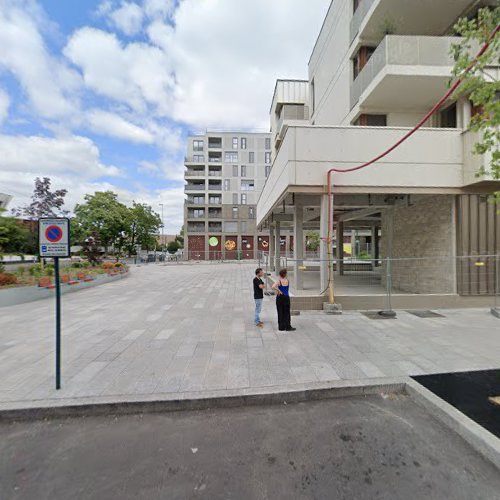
1, 262, 499, 410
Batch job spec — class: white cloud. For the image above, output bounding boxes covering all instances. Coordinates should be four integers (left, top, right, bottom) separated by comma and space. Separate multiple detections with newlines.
0, 0, 80, 119
86, 109, 155, 144
109, 2, 144, 36
143, 0, 176, 20
64, 27, 174, 115
0, 134, 120, 178
0, 88, 9, 123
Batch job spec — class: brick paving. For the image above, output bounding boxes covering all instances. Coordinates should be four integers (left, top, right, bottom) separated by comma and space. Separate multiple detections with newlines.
0, 262, 499, 407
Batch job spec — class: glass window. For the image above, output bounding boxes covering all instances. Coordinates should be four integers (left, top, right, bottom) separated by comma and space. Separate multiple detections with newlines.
249, 207, 255, 219
265, 138, 271, 150
193, 140, 204, 152
194, 209, 204, 218
232, 206, 239, 218
265, 152, 271, 164
193, 154, 204, 162
225, 151, 238, 163
209, 196, 221, 204
249, 152, 255, 163
240, 221, 247, 233
193, 196, 204, 204
241, 180, 254, 191
224, 179, 231, 191
265, 165, 271, 177
232, 165, 238, 177
241, 138, 247, 149
241, 194, 247, 205
232, 137, 238, 149
232, 193, 238, 204
241, 165, 247, 177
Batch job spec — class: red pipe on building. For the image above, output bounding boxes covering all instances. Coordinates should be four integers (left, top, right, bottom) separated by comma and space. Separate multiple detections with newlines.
324, 25, 499, 303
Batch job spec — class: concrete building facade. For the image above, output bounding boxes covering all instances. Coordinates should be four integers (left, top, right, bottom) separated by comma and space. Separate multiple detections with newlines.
257, 0, 500, 305
184, 132, 278, 260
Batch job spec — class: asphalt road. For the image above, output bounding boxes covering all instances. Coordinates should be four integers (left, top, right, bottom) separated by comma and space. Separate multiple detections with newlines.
1, 395, 500, 500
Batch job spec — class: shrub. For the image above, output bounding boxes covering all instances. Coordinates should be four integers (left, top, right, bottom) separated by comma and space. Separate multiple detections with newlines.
0, 273, 17, 286
28, 264, 42, 276
46, 267, 54, 277
114, 262, 123, 268
72, 262, 82, 268
102, 262, 114, 270
17, 267, 26, 277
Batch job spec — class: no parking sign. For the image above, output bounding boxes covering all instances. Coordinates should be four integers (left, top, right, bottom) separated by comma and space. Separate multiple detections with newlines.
39, 218, 70, 258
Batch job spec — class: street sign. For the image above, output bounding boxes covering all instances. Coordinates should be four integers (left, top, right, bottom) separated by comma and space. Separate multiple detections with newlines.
39, 218, 70, 258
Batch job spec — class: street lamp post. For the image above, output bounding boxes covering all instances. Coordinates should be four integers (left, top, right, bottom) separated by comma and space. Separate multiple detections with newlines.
159, 203, 165, 262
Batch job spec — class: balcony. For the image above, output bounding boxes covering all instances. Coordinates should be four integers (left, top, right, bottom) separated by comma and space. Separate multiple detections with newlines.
187, 224, 206, 233
185, 168, 206, 178
185, 183, 206, 191
208, 138, 222, 149
208, 168, 222, 177
208, 223, 222, 232
185, 198, 206, 206
185, 156, 205, 164
350, 36, 458, 110
257, 125, 466, 226
208, 182, 222, 191
350, 0, 482, 45
208, 155, 223, 163
208, 210, 222, 219
208, 197, 222, 206
187, 211, 206, 219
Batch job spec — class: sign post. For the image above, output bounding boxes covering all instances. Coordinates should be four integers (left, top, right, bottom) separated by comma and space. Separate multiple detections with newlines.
39, 218, 70, 390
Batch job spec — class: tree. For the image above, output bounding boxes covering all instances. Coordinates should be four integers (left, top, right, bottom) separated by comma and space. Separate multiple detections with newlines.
0, 209, 33, 256
127, 202, 162, 255
306, 231, 320, 252
73, 191, 130, 255
451, 6, 500, 201
167, 240, 180, 254
13, 177, 68, 219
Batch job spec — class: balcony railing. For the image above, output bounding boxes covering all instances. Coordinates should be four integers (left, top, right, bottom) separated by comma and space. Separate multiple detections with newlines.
185, 169, 206, 177
208, 212, 222, 219
185, 184, 206, 191
208, 199, 222, 205
187, 226, 206, 233
350, 0, 376, 43
185, 199, 206, 205
208, 171, 222, 177
185, 156, 205, 163
350, 36, 458, 109
208, 157, 223, 163
208, 185, 222, 191
208, 142, 222, 149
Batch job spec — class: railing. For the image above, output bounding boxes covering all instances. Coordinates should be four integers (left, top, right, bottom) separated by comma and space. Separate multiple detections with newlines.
185, 184, 206, 191
185, 170, 205, 177
208, 143, 222, 149
185, 199, 205, 205
208, 157, 223, 163
186, 226, 206, 233
350, 36, 458, 109
185, 156, 205, 163
350, 0, 375, 43
208, 171, 222, 177
208, 213, 222, 219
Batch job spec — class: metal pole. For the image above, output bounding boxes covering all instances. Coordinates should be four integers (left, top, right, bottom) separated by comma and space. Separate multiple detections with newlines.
379, 208, 396, 318
54, 257, 62, 389
159, 203, 164, 262
492, 254, 500, 319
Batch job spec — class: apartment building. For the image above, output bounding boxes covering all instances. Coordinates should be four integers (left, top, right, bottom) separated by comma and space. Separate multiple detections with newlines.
184, 132, 277, 260
258, 0, 499, 307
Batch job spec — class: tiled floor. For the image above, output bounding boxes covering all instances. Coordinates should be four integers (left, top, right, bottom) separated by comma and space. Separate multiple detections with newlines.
1, 262, 499, 406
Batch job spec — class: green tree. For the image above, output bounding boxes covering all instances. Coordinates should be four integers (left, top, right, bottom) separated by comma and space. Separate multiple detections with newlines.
306, 231, 320, 252
0, 209, 32, 256
451, 6, 500, 201
12, 177, 69, 219
175, 225, 185, 248
167, 240, 180, 254
127, 202, 162, 255
74, 191, 130, 255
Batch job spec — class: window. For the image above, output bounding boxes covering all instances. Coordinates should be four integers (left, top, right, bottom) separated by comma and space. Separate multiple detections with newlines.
241, 180, 254, 191
224, 179, 231, 191
241, 137, 247, 149
353, 46, 376, 80
232, 193, 238, 204
193, 209, 204, 218
241, 165, 247, 177
249, 152, 255, 163
265, 165, 271, 178
193, 195, 204, 204
249, 207, 255, 219
232, 206, 239, 218
355, 114, 387, 126
441, 103, 457, 128
193, 140, 204, 152
265, 138, 271, 150
265, 152, 271, 164
232, 165, 238, 177
241, 194, 247, 205
225, 151, 238, 163
209, 196, 221, 205
193, 154, 204, 162
224, 221, 238, 232
232, 137, 238, 149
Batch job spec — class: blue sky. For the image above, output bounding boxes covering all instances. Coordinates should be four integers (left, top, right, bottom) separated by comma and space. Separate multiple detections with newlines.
0, 0, 329, 232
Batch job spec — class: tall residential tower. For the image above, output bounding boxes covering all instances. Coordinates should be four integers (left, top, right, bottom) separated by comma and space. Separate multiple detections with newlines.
184, 132, 275, 260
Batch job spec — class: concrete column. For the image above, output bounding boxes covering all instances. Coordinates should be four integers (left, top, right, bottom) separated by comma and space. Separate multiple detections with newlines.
275, 221, 281, 274
269, 224, 275, 272
336, 220, 344, 276
293, 202, 304, 290
320, 194, 329, 293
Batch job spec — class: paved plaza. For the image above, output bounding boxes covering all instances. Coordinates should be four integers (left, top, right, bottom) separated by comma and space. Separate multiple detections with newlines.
0, 262, 499, 409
